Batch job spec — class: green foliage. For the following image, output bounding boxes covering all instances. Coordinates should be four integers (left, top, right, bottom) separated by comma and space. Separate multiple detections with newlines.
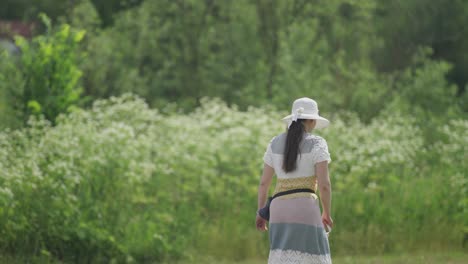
79, 0, 265, 110
78, 0, 390, 112
1, 0, 467, 119
0, 0, 69, 20
72, 0, 463, 120
3, 0, 463, 124
379, 48, 464, 144
375, 0, 468, 93
0, 0, 142, 25
0, 94, 465, 262
0, 14, 85, 125
393, 49, 459, 117
0, 55, 24, 129
68, 0, 102, 33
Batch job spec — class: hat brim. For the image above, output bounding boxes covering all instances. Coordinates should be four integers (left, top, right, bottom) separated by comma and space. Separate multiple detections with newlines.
282, 114, 330, 129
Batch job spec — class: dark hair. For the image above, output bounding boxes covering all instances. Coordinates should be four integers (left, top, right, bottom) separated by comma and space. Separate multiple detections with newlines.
282, 119, 305, 173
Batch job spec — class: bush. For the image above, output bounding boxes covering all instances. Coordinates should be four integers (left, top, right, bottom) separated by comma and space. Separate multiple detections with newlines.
0, 14, 85, 126
0, 94, 465, 262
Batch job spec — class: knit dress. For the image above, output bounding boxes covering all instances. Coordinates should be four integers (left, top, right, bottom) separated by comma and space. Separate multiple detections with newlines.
263, 132, 332, 264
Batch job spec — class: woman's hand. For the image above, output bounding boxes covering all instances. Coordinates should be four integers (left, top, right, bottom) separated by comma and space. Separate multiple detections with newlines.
322, 212, 333, 229
256, 214, 268, 231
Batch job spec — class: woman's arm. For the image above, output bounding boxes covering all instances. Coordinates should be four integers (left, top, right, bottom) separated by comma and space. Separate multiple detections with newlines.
256, 163, 274, 231
316, 160, 333, 228
257, 163, 274, 210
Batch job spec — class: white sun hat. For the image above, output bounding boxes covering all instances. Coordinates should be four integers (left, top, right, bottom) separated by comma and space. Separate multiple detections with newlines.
282, 97, 330, 129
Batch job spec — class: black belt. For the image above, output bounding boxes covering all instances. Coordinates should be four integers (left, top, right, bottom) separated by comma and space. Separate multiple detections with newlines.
272, 188, 315, 199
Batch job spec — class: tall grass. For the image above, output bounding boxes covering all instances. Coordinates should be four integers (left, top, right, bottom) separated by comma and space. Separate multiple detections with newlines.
0, 94, 466, 262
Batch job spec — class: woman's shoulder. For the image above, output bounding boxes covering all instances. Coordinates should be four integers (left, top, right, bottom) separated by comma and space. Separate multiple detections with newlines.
305, 133, 327, 142
270, 132, 327, 144
267, 133, 287, 154
269, 132, 286, 143
304, 134, 330, 151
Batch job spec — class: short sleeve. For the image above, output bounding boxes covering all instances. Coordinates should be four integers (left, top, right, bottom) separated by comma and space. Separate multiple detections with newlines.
263, 137, 274, 167
314, 137, 332, 164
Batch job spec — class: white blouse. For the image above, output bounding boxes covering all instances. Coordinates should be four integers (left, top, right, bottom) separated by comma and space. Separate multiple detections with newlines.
263, 132, 331, 179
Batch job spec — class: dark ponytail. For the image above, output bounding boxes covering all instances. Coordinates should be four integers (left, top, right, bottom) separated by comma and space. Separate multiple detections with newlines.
282, 119, 305, 173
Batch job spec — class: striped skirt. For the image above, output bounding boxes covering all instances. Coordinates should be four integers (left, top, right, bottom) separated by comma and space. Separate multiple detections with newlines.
268, 195, 332, 264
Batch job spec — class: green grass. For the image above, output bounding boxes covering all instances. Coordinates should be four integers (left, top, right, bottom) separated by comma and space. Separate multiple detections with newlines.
1, 251, 466, 263
177, 251, 467, 264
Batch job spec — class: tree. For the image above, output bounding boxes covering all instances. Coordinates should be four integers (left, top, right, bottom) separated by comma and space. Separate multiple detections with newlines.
0, 14, 85, 124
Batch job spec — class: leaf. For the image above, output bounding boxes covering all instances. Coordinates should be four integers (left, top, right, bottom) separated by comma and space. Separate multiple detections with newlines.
27, 100, 42, 113
74, 30, 86, 43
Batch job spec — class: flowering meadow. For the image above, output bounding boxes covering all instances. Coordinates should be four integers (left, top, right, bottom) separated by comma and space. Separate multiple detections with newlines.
0, 94, 466, 263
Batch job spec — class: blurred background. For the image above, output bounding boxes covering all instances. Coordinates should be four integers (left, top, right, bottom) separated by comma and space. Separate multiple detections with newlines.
0, 0, 466, 263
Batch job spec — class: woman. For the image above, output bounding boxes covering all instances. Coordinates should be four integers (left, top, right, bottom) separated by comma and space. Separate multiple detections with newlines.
256, 97, 333, 264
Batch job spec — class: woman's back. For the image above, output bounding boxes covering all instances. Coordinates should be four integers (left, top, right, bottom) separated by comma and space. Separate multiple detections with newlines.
263, 132, 332, 179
